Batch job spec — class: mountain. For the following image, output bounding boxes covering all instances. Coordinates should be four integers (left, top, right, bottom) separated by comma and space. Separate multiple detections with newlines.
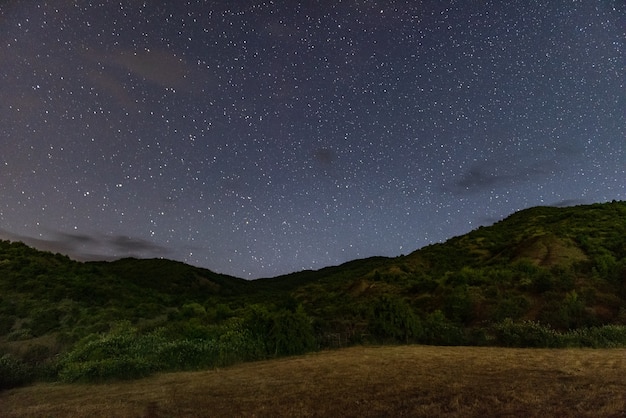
1, 200, 625, 388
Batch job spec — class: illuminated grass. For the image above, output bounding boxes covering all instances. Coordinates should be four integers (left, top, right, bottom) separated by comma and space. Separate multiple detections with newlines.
3, 345, 626, 417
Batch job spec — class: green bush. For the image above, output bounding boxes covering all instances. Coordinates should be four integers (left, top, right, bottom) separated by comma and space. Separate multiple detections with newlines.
59, 355, 155, 382
565, 325, 626, 348
31, 308, 62, 336
58, 321, 160, 382
243, 304, 317, 357
58, 316, 304, 382
420, 310, 465, 345
6, 327, 32, 341
492, 295, 530, 322
443, 286, 473, 325
218, 321, 265, 364
0, 354, 33, 390
489, 320, 626, 348
490, 319, 560, 348
154, 339, 218, 371
177, 318, 214, 339
0, 314, 16, 336
369, 295, 422, 343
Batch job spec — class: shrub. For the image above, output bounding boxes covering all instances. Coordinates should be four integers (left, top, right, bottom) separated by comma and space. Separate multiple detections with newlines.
58, 317, 285, 382
58, 321, 160, 382
6, 327, 32, 341
181, 302, 207, 318
59, 355, 155, 382
420, 310, 465, 346
566, 325, 626, 348
154, 339, 218, 371
443, 286, 474, 325
490, 319, 560, 348
369, 295, 422, 343
0, 314, 16, 336
243, 304, 317, 357
492, 295, 530, 322
0, 354, 33, 390
31, 308, 62, 336
177, 318, 214, 339
218, 321, 265, 365
268, 306, 317, 356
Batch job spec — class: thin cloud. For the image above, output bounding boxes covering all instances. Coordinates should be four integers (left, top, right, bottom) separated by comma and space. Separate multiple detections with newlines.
0, 228, 171, 262
548, 199, 588, 208
85, 67, 137, 110
314, 148, 335, 165
108, 49, 189, 89
455, 166, 516, 191
444, 158, 556, 195
82, 47, 193, 111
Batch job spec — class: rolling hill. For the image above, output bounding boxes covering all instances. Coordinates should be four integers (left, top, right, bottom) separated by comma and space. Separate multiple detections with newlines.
1, 200, 625, 388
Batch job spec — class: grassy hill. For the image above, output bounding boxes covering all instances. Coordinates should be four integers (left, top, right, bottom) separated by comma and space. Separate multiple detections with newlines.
1, 200, 625, 388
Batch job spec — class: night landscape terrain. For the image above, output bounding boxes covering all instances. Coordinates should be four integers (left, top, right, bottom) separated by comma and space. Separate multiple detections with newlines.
1, 0, 624, 415
2, 201, 626, 416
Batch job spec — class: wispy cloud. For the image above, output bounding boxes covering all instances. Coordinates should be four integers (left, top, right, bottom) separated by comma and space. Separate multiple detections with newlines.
108, 49, 189, 89
454, 166, 516, 191
313, 148, 335, 166
82, 47, 194, 110
443, 158, 556, 195
0, 228, 171, 261
547, 199, 588, 208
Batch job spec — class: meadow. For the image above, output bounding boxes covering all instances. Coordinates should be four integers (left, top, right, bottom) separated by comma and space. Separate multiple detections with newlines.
3, 345, 626, 417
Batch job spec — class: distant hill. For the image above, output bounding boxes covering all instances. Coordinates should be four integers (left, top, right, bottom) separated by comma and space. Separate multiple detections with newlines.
265, 201, 626, 332
1, 200, 625, 388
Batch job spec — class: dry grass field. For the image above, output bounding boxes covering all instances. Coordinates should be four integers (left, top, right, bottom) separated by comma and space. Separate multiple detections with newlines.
3, 345, 626, 417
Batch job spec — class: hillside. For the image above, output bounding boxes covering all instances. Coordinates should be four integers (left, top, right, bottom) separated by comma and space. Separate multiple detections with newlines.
1, 200, 626, 388
276, 201, 626, 342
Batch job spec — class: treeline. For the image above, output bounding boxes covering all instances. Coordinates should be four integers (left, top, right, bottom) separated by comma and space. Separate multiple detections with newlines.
1, 303, 316, 388
4, 296, 626, 389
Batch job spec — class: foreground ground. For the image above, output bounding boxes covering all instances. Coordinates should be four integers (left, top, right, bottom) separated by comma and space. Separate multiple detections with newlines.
3, 345, 626, 417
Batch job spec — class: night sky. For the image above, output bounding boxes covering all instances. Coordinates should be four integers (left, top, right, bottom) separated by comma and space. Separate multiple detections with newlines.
1, 1, 624, 279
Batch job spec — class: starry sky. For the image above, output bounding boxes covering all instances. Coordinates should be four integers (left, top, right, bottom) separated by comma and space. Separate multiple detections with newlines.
1, 1, 624, 279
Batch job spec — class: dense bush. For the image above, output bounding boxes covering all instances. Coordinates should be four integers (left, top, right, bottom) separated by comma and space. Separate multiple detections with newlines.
58, 321, 157, 382
218, 321, 266, 364
488, 319, 626, 348
57, 313, 313, 383
0, 354, 33, 390
59, 355, 155, 382
368, 295, 421, 343
0, 314, 16, 336
420, 310, 465, 346
243, 304, 317, 357
492, 295, 530, 322
490, 319, 560, 348
564, 325, 626, 348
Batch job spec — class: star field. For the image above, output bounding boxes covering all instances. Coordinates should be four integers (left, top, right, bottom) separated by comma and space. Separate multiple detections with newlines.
1, 1, 624, 278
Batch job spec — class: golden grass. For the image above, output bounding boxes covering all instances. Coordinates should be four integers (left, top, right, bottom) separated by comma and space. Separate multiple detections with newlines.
3, 345, 626, 417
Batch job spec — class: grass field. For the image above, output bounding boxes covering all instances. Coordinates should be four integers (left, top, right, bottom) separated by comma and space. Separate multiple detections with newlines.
3, 345, 626, 417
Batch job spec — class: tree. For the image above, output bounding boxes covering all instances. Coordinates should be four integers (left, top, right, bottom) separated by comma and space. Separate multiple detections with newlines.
244, 304, 316, 357
369, 295, 421, 343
